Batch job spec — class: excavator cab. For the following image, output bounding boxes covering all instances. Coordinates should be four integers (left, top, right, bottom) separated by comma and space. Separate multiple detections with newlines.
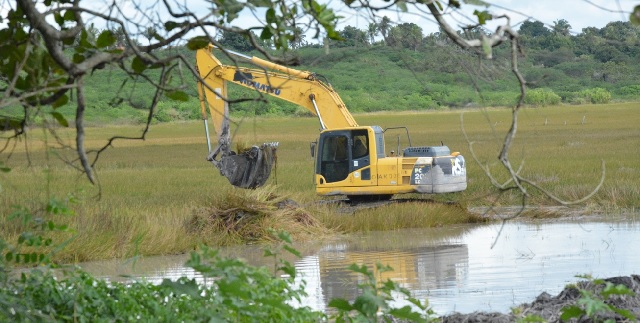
316, 128, 373, 185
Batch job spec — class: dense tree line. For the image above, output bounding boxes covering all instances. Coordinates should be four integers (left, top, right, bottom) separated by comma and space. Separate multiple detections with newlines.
218, 16, 639, 66
215, 17, 640, 105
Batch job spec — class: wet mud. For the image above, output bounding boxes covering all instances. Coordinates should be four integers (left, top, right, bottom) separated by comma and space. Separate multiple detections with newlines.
440, 275, 640, 322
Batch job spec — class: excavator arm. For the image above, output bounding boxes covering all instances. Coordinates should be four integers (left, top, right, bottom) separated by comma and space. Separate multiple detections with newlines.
195, 44, 358, 188
196, 44, 358, 130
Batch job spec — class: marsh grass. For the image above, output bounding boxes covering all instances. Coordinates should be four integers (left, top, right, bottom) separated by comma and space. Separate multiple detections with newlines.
318, 200, 486, 232
1, 103, 638, 262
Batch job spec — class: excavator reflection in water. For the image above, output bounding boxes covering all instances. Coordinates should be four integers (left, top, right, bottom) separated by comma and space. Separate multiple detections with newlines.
195, 44, 467, 199
291, 234, 470, 313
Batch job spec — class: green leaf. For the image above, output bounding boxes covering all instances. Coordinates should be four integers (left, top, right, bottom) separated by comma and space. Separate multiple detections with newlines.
328, 298, 352, 311
283, 245, 301, 258
376, 262, 393, 273
611, 306, 636, 320
159, 278, 201, 298
51, 111, 69, 127
5, 252, 13, 262
353, 293, 384, 317
54, 12, 64, 26
96, 30, 116, 48
63, 36, 75, 46
260, 27, 273, 40
63, 10, 75, 21
389, 306, 426, 323
164, 21, 181, 31
602, 282, 634, 299
560, 305, 584, 321
630, 5, 640, 25
348, 263, 370, 276
186, 36, 210, 50
279, 263, 296, 277
396, 0, 408, 12
131, 56, 147, 74
165, 90, 190, 101
73, 53, 85, 64
578, 296, 609, 317
277, 231, 293, 244
473, 9, 493, 25
217, 279, 249, 298
265, 8, 277, 24
464, 0, 489, 6
52, 94, 69, 109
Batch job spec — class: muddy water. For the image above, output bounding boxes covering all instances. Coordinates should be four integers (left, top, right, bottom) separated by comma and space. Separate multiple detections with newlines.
79, 215, 640, 315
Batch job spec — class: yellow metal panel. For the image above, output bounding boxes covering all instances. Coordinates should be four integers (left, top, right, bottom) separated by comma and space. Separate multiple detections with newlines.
375, 157, 399, 186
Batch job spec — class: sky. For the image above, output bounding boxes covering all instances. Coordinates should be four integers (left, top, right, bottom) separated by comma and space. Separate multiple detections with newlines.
1, 0, 636, 43
322, 0, 640, 35
332, 0, 638, 36
210, 0, 638, 45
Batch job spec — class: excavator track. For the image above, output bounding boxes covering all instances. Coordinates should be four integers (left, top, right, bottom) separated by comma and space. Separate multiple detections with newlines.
318, 197, 463, 214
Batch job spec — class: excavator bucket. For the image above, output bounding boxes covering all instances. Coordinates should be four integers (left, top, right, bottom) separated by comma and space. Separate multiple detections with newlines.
210, 142, 278, 189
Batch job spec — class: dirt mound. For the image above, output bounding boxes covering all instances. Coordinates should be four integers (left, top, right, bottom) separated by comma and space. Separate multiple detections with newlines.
441, 275, 640, 322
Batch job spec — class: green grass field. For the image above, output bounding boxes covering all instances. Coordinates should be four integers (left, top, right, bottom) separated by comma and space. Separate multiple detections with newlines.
1, 103, 638, 262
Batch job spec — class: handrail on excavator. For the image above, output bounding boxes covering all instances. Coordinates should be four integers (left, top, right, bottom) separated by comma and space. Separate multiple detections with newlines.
209, 44, 314, 79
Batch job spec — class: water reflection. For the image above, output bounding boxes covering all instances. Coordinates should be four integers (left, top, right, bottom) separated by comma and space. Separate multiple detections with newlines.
78, 216, 640, 315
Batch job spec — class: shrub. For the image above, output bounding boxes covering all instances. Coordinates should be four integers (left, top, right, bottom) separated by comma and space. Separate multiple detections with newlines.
524, 88, 562, 106
579, 88, 612, 104
615, 84, 640, 97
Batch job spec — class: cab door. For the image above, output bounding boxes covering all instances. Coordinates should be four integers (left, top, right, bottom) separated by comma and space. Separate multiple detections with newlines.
317, 131, 350, 184
350, 129, 371, 181
316, 129, 373, 185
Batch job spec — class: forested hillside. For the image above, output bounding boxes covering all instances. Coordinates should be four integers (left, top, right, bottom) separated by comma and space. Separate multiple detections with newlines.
10, 19, 639, 125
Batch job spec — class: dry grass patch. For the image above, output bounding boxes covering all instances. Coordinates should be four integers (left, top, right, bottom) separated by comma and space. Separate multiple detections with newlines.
186, 186, 330, 246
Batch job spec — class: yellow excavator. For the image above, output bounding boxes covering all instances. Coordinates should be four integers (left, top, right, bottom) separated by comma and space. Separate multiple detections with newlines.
195, 44, 466, 199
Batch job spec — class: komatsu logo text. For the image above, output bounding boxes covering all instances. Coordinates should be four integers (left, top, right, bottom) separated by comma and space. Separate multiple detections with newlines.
233, 71, 281, 95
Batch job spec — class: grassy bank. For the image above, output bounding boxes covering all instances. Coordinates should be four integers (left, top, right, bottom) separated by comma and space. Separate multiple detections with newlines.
1, 103, 638, 262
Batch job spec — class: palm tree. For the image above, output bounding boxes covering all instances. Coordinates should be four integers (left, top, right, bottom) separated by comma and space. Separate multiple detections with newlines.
553, 19, 572, 36
367, 22, 379, 45
291, 26, 306, 49
143, 26, 157, 45
379, 16, 391, 45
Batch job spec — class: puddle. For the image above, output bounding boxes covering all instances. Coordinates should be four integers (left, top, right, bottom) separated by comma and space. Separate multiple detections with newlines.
77, 215, 640, 315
